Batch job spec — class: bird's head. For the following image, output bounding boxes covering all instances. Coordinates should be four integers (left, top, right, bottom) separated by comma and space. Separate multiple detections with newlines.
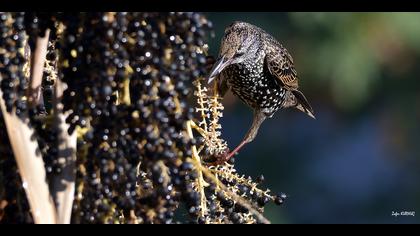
208, 21, 259, 83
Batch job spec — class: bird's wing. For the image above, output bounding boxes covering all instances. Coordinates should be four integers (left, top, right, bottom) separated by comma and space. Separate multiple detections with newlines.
265, 44, 299, 90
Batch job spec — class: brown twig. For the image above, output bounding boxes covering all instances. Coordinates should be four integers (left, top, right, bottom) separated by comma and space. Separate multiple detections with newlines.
0, 90, 57, 224
51, 73, 77, 224
28, 29, 50, 108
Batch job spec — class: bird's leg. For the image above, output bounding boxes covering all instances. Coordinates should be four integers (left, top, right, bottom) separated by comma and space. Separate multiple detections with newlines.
209, 111, 266, 165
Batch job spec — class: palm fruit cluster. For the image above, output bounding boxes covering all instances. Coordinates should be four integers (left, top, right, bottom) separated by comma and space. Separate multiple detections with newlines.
0, 12, 285, 224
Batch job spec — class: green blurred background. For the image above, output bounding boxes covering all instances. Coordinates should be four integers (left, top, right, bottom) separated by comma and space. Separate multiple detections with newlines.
204, 12, 420, 223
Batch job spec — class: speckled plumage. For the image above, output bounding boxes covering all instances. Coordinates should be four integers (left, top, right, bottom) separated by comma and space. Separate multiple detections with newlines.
222, 49, 286, 117
216, 21, 310, 118
207, 21, 315, 164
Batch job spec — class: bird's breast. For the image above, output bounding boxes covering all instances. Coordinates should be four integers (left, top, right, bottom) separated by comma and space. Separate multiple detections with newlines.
223, 58, 286, 116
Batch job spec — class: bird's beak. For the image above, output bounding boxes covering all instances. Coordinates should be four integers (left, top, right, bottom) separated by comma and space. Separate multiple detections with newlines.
208, 55, 232, 84
296, 104, 316, 119
306, 110, 316, 119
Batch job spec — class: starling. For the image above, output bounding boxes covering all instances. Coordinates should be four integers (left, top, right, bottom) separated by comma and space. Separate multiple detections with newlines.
207, 21, 315, 164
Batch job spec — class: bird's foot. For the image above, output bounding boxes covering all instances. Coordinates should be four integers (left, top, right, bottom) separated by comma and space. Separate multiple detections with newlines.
204, 148, 232, 166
